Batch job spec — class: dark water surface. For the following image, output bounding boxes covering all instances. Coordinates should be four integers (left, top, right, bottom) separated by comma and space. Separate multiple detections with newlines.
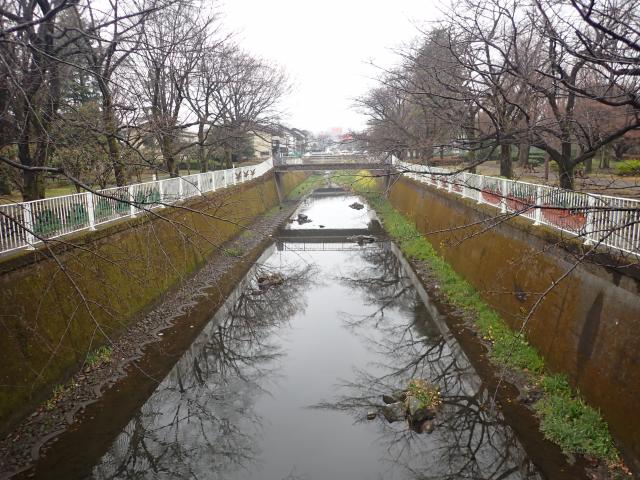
87, 194, 542, 480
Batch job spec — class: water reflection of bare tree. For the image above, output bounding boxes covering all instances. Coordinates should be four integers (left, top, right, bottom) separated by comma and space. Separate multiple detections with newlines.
318, 244, 542, 480
92, 258, 316, 480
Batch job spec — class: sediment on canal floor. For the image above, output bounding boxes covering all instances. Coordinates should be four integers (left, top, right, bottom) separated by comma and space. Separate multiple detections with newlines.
380, 173, 640, 471
0, 171, 308, 435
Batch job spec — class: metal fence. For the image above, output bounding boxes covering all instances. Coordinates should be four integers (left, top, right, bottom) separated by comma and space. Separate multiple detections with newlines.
393, 158, 640, 257
0, 158, 274, 254
275, 154, 387, 167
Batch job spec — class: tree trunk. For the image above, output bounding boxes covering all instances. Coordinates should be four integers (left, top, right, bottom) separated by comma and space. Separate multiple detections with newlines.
499, 144, 512, 178
558, 159, 574, 189
544, 153, 550, 181
585, 157, 592, 174
223, 149, 232, 169
19, 133, 45, 201
198, 122, 207, 173
518, 141, 530, 167
161, 134, 178, 177
103, 103, 125, 186
558, 142, 574, 189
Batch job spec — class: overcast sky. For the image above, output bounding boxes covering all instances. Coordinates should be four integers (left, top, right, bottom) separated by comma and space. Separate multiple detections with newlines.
221, 0, 443, 134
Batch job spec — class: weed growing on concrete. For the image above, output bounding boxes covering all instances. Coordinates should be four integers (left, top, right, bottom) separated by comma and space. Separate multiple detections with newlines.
536, 374, 620, 462
86, 345, 112, 367
287, 174, 325, 199
223, 247, 244, 257
43, 383, 71, 411
346, 178, 621, 468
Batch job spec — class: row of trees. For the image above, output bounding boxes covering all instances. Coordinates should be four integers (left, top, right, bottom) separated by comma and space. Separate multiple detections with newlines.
0, 0, 288, 201
358, 0, 640, 189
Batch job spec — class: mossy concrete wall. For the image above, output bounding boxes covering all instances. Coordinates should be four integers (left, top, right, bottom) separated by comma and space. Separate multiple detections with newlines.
0, 171, 307, 433
387, 175, 640, 466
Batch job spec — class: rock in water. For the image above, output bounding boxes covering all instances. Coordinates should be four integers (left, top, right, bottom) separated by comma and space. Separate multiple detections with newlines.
366, 411, 377, 420
392, 390, 407, 402
296, 213, 312, 224
419, 420, 435, 434
407, 396, 437, 424
349, 202, 364, 210
382, 394, 396, 404
381, 402, 406, 423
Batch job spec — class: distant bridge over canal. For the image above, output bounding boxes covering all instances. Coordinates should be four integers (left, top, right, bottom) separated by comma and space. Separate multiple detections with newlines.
273, 154, 392, 172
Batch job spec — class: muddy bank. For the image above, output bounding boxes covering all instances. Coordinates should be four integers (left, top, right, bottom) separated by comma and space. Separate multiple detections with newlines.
0, 199, 305, 479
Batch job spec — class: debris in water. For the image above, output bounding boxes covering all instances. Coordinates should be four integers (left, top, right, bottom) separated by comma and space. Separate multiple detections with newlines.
296, 213, 312, 224
347, 235, 376, 245
256, 272, 285, 290
349, 202, 364, 210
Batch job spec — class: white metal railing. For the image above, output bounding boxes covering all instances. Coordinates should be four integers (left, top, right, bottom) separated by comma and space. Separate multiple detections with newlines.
393, 158, 640, 257
275, 154, 387, 167
0, 158, 274, 254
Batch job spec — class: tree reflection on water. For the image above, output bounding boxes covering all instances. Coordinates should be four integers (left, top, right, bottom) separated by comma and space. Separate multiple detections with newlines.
92, 241, 543, 480
318, 244, 543, 480
92, 255, 316, 480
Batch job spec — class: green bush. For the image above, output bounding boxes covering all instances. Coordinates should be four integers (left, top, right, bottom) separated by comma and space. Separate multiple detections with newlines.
134, 188, 160, 206
114, 191, 130, 214
94, 198, 113, 221
615, 159, 640, 176
66, 203, 88, 227
34, 209, 62, 237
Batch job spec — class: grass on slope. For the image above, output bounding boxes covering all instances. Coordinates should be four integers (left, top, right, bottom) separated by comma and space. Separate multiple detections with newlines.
340, 172, 622, 469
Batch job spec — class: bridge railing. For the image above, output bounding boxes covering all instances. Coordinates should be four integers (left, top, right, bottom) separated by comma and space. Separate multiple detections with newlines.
393, 158, 640, 256
0, 158, 274, 254
275, 154, 386, 167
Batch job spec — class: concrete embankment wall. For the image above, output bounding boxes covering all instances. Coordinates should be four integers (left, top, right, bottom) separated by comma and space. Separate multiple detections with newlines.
387, 175, 640, 467
0, 171, 307, 433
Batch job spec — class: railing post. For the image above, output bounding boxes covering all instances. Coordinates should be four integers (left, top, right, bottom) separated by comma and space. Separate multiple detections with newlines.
477, 176, 484, 204
23, 203, 36, 249
129, 185, 136, 217
223, 169, 228, 189
232, 166, 237, 185
534, 186, 542, 225
500, 178, 508, 213
87, 192, 96, 230
461, 173, 468, 198
178, 176, 184, 200
157, 179, 165, 209
584, 195, 596, 244
197, 173, 203, 195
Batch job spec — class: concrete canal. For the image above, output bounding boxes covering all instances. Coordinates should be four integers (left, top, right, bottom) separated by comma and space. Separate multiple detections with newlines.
15, 190, 590, 479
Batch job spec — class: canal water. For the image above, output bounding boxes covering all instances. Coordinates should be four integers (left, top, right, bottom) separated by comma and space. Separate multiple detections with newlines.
87, 193, 542, 479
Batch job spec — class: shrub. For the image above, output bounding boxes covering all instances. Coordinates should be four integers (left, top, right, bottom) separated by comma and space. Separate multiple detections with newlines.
34, 209, 62, 237
66, 203, 88, 227
615, 159, 640, 176
94, 198, 113, 221
114, 191, 130, 214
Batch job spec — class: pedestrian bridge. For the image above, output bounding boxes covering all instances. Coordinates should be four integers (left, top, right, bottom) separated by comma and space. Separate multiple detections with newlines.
273, 154, 392, 172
